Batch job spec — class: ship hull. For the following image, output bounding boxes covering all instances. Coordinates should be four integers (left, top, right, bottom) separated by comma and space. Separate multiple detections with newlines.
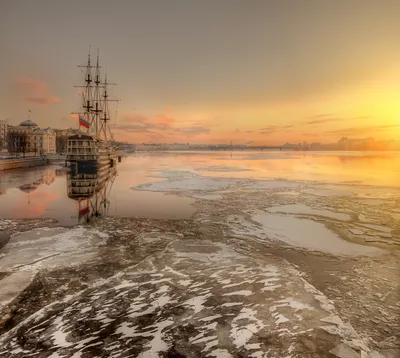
72, 160, 98, 172
68, 157, 115, 172
66, 134, 117, 171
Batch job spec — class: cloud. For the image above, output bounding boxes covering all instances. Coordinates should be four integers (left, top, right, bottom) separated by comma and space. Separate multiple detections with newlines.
177, 126, 210, 135
259, 125, 294, 135
309, 114, 334, 118
25, 96, 60, 104
16, 77, 60, 105
324, 124, 399, 136
300, 133, 321, 138
114, 113, 156, 134
155, 113, 175, 128
113, 123, 155, 134
308, 118, 341, 124
260, 125, 294, 130
306, 114, 369, 125
113, 111, 212, 140
307, 114, 341, 124
122, 113, 152, 125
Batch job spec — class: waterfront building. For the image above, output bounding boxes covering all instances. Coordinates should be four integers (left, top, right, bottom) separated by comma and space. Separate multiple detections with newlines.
310, 142, 322, 150
8, 120, 57, 155
115, 141, 136, 152
0, 119, 7, 150
282, 142, 303, 150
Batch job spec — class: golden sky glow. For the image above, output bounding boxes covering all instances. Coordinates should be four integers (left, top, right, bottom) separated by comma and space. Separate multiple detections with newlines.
1, 0, 400, 145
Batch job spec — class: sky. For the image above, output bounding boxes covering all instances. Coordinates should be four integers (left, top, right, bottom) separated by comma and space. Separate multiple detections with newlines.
1, 0, 400, 145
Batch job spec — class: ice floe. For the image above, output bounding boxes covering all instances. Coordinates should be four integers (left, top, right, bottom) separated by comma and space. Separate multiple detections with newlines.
266, 204, 352, 221
228, 213, 381, 255
0, 226, 108, 310
244, 180, 302, 190
136, 177, 237, 192
0, 240, 371, 357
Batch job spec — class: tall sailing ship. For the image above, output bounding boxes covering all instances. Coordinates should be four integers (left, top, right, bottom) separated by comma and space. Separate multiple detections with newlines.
66, 50, 118, 171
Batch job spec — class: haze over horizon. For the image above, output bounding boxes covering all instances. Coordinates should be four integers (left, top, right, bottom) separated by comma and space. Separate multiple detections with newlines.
1, 0, 400, 145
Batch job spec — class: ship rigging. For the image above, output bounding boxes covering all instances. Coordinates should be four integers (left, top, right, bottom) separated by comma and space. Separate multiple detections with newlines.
66, 49, 119, 171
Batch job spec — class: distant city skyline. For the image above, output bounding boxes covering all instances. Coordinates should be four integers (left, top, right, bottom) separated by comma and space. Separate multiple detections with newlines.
1, 0, 400, 145
2, 117, 400, 148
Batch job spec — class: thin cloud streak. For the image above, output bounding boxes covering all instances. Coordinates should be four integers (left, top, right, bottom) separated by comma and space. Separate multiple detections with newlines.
114, 111, 212, 140
16, 77, 60, 105
308, 118, 343, 125
307, 115, 370, 125
177, 126, 210, 135
259, 125, 294, 135
324, 124, 399, 136
259, 125, 294, 130
306, 113, 342, 125
25, 96, 60, 104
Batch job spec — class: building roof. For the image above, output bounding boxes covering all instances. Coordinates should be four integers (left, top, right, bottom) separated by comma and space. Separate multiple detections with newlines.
33, 128, 55, 134
19, 120, 38, 127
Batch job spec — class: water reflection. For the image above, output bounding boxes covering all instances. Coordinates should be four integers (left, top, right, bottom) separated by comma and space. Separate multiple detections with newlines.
1, 152, 399, 224
18, 169, 56, 193
67, 167, 117, 224
17, 170, 57, 206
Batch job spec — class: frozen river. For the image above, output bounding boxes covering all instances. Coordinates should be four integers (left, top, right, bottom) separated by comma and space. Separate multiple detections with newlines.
0, 151, 399, 357
0, 151, 400, 226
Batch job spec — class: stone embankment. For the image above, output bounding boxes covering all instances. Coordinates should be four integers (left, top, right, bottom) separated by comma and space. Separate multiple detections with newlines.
0, 155, 66, 170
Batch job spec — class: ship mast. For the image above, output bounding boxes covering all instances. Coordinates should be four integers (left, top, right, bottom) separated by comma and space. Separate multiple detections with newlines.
74, 47, 96, 134
73, 48, 118, 143
92, 49, 102, 139
101, 73, 110, 142
101, 72, 119, 145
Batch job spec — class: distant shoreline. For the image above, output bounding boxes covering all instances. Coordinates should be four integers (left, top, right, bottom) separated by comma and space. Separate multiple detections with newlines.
133, 148, 400, 153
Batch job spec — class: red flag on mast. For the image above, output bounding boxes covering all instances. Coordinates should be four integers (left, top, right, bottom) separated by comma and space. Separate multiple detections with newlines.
79, 116, 90, 128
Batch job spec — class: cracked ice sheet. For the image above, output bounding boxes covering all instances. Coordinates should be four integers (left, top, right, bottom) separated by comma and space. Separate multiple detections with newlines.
243, 180, 302, 190
0, 240, 368, 358
135, 177, 237, 192
0, 219, 16, 232
188, 193, 223, 200
196, 166, 253, 173
0, 227, 108, 309
149, 170, 199, 179
0, 271, 36, 309
266, 204, 352, 222
302, 184, 400, 199
0, 227, 108, 272
227, 213, 381, 256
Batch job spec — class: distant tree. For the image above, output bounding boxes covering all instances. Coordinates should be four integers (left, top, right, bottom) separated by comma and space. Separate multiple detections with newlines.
56, 135, 68, 153
7, 132, 17, 156
7, 132, 28, 157
0, 137, 3, 150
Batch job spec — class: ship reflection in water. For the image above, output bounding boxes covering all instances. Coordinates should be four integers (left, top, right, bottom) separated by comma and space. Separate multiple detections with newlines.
67, 167, 117, 224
